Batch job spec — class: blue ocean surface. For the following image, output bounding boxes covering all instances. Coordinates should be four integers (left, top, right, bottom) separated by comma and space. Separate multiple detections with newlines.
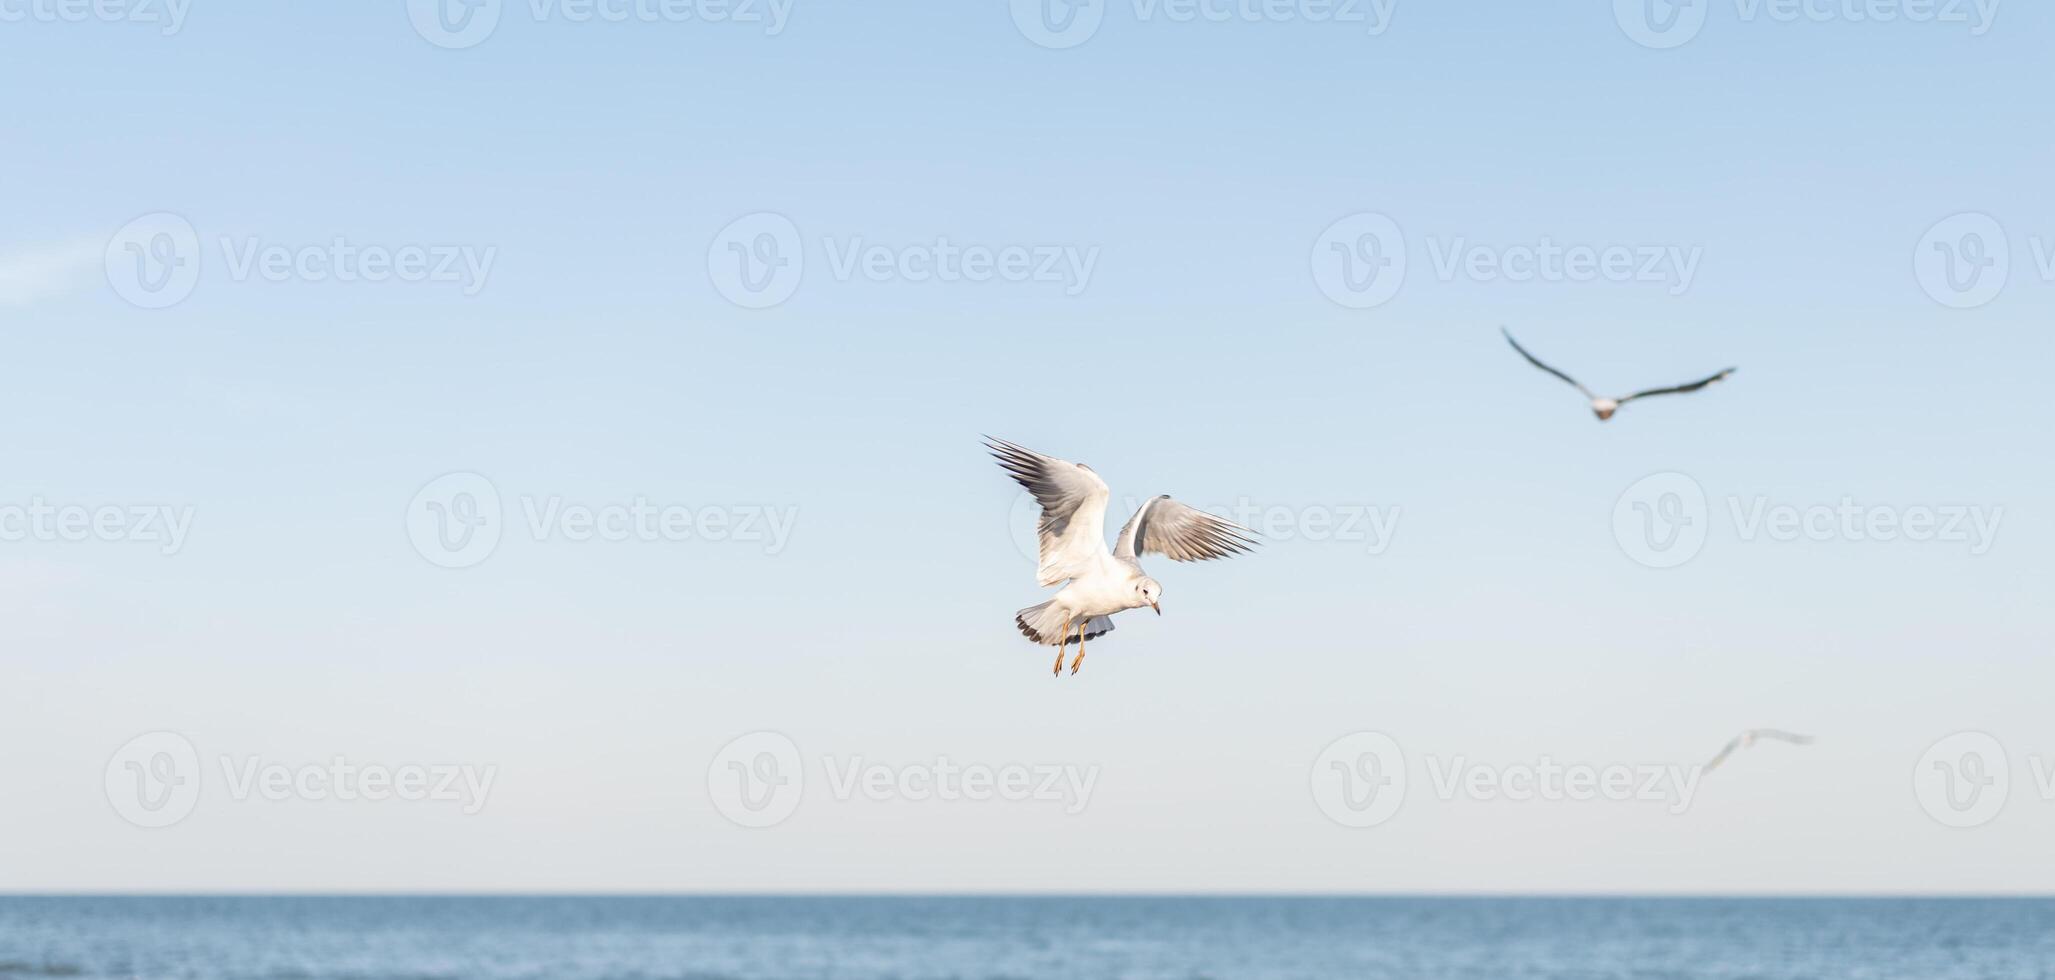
1, 896, 2050, 980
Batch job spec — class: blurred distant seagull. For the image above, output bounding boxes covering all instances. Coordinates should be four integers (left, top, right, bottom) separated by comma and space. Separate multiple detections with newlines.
986, 437, 1256, 676
1705, 729, 1815, 772
1502, 327, 1736, 421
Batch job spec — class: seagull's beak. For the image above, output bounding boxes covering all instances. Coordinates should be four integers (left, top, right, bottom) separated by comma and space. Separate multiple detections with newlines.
1150, 601, 1161, 615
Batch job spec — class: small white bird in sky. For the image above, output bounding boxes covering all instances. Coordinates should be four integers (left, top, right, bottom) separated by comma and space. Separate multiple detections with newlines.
1502, 327, 1736, 422
1704, 729, 1815, 772
986, 437, 1257, 676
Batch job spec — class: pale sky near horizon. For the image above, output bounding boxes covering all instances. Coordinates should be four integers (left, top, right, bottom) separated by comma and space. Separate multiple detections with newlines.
3, 2, 2054, 893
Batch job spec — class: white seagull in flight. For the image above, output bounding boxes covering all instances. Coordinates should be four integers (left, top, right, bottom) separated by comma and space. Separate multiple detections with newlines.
1704, 729, 1815, 773
1502, 327, 1736, 421
987, 437, 1257, 676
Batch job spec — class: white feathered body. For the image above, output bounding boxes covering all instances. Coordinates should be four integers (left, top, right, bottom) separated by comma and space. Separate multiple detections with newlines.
1056, 557, 1147, 618
1016, 556, 1143, 646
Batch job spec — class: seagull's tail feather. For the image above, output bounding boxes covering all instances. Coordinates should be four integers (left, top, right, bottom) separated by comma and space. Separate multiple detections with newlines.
1014, 602, 1114, 647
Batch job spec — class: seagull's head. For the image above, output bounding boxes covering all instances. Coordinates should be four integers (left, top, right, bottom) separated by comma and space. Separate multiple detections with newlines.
1591, 398, 1619, 421
1135, 578, 1162, 615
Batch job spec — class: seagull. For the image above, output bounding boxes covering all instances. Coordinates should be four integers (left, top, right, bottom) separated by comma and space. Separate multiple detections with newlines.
1704, 729, 1815, 773
1501, 327, 1736, 421
986, 437, 1257, 676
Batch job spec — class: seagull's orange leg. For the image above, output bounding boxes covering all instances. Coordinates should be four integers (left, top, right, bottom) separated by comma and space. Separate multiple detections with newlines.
1069, 627, 1087, 675
1052, 616, 1072, 677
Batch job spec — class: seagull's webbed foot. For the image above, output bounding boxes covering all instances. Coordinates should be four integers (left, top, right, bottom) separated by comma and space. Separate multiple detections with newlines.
1070, 631, 1087, 675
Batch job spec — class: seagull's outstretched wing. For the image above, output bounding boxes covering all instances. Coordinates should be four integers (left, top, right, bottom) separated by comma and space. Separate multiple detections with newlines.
1113, 495, 1258, 563
1704, 735, 1746, 772
1620, 367, 1737, 405
1705, 729, 1814, 772
1502, 328, 1594, 399
987, 437, 1113, 586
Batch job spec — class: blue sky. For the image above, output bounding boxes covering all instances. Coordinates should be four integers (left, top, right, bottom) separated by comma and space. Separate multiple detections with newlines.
3, 1, 2053, 892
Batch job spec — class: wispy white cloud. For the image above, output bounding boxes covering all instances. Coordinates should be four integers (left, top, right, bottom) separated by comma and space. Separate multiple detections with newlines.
0, 236, 102, 306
